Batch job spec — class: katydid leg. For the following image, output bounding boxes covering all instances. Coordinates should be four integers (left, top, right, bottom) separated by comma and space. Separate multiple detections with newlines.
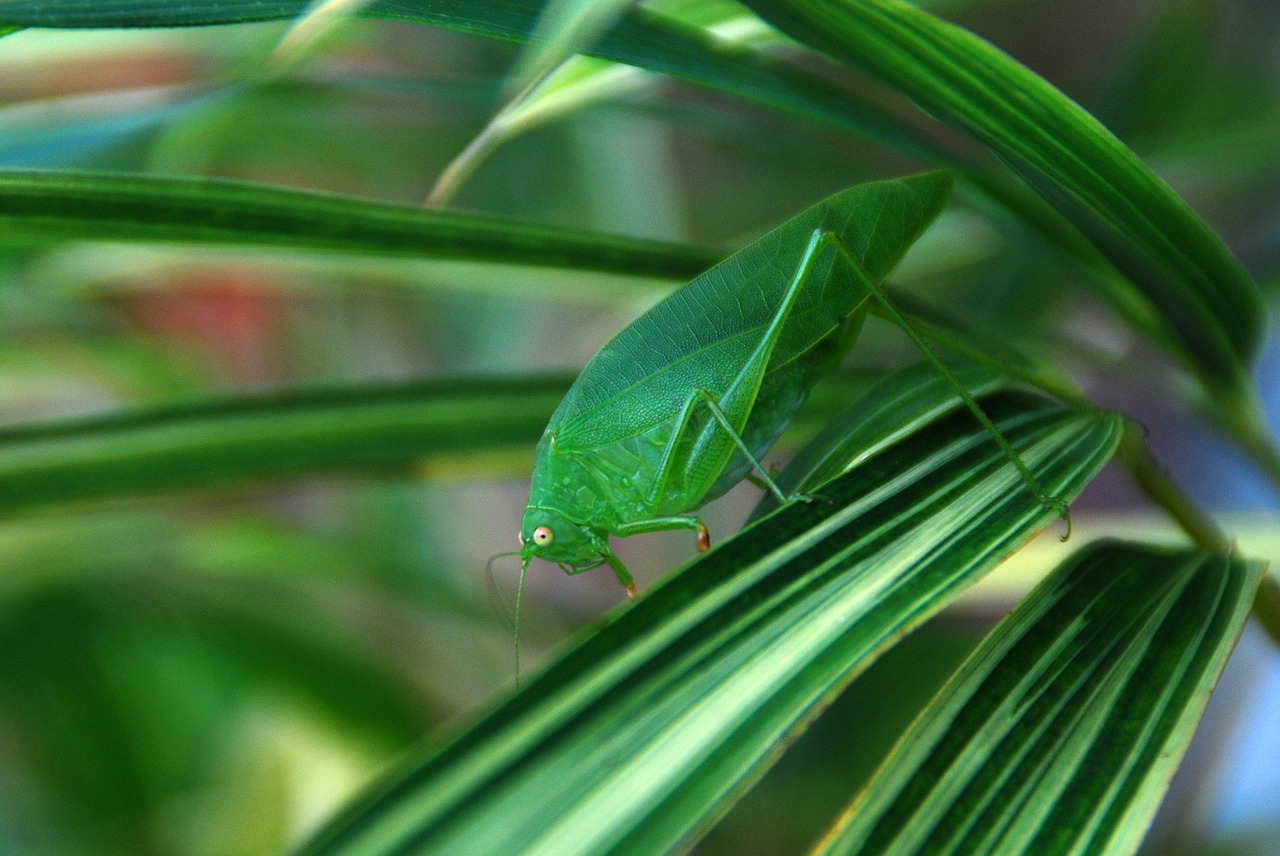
813, 228, 1071, 533
647, 229, 838, 511
596, 516, 712, 597
694, 389, 792, 504
593, 542, 638, 599
614, 514, 711, 551
611, 515, 714, 596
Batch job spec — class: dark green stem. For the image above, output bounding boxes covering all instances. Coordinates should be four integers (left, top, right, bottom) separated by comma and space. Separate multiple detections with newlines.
1228, 407, 1280, 504
1255, 575, 1280, 649
1118, 422, 1229, 553
1199, 385, 1280, 647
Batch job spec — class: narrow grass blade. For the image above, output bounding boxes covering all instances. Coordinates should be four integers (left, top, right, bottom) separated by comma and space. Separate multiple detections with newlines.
428, 0, 784, 205
0, 375, 571, 515
816, 540, 1265, 856
298, 391, 1122, 856
508, 0, 637, 93
740, 0, 1265, 399
0, 170, 717, 278
0, 369, 881, 517
268, 0, 381, 66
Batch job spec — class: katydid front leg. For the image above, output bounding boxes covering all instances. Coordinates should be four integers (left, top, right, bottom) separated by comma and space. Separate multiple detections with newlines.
595, 517, 712, 598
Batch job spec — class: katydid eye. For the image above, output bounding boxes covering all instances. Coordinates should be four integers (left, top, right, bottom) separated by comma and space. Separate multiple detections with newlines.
533, 526, 554, 546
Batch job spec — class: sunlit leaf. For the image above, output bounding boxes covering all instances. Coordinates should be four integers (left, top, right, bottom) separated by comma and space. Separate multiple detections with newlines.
268, 0, 381, 66
429, 0, 786, 205
509, 0, 637, 92
817, 540, 1264, 856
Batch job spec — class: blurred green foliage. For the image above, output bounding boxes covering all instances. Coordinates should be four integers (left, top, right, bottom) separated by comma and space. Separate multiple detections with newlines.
0, 2, 1276, 855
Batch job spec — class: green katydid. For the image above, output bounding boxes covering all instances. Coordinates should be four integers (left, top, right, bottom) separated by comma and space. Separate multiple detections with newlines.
510, 171, 1065, 603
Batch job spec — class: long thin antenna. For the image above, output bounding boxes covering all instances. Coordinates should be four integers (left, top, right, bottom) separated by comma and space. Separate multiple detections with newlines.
515, 554, 530, 689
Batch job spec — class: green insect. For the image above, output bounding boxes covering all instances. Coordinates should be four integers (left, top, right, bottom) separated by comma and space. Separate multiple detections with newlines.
507, 171, 1061, 605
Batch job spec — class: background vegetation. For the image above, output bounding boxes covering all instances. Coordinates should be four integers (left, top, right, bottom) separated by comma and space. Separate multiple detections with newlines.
0, 1, 1276, 854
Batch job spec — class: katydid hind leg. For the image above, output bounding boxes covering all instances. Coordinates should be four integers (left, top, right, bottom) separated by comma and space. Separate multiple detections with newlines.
815, 229, 1071, 533
695, 389, 793, 504
710, 229, 833, 432
646, 229, 858, 516
673, 230, 841, 508
645, 391, 702, 509
698, 230, 873, 506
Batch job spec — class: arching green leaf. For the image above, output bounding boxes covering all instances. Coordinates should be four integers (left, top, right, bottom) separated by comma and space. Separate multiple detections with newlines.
741, 0, 1265, 402
817, 540, 1264, 856
0, 170, 716, 279
0, 376, 565, 515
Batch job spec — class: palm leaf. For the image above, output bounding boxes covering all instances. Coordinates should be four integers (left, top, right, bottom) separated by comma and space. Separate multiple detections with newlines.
817, 540, 1264, 856
0, 169, 716, 279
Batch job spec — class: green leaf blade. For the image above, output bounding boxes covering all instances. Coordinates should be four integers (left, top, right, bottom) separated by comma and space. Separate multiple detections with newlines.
739, 0, 1265, 395
750, 361, 1006, 521
0, 371, 881, 516
299, 387, 1123, 856
0, 376, 570, 515
0, 170, 717, 278
816, 540, 1265, 856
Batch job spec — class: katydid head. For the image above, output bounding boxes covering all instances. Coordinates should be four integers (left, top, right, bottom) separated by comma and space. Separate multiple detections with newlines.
519, 505, 600, 571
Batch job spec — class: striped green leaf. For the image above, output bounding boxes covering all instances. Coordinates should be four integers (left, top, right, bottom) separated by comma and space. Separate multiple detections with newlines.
740, 0, 1265, 399
298, 388, 1122, 856
0, 170, 716, 279
817, 540, 1264, 856
749, 362, 1006, 521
